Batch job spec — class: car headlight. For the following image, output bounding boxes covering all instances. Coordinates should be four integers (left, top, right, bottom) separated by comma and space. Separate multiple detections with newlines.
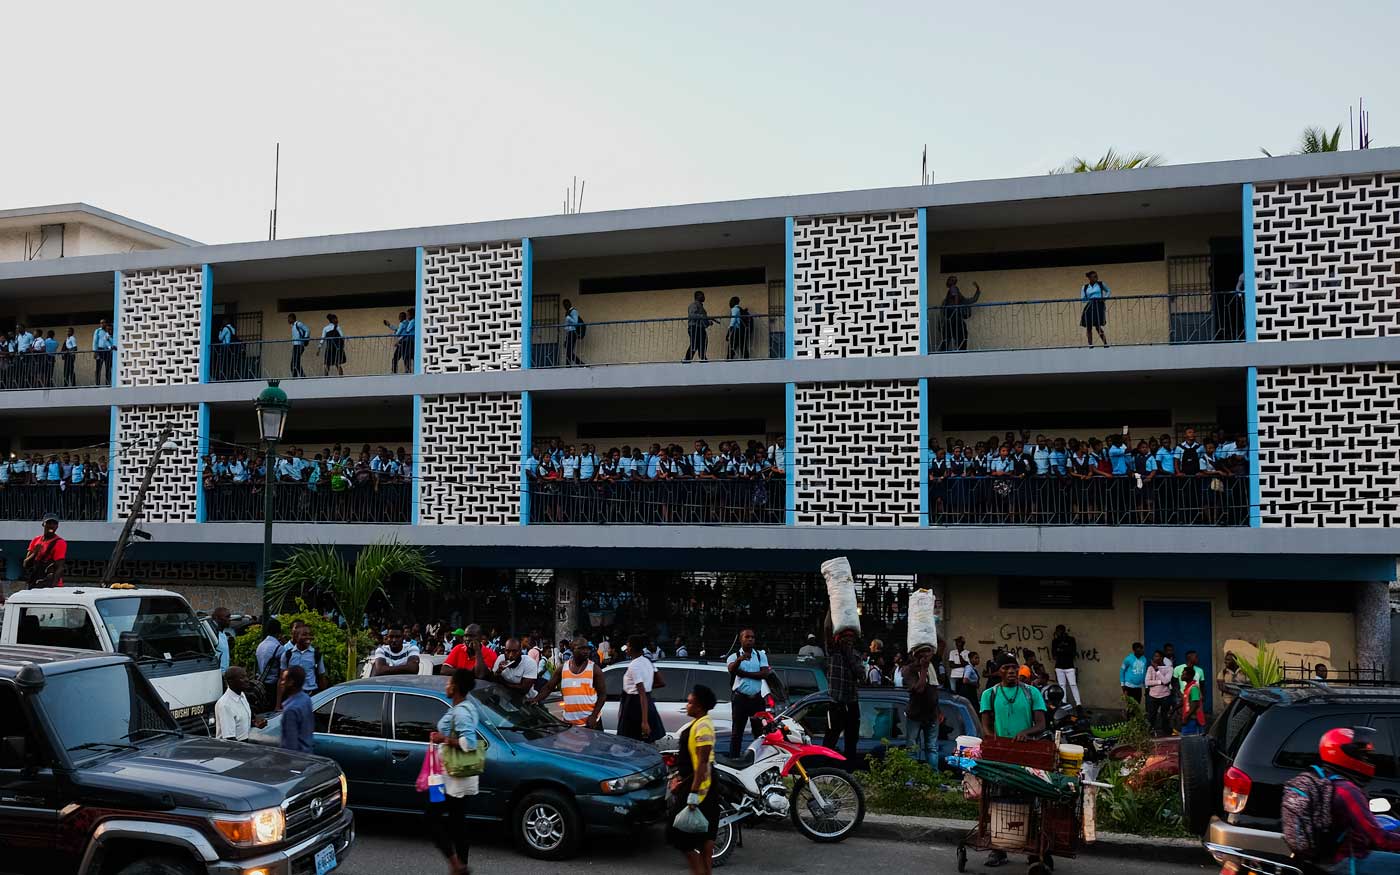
600, 770, 651, 794
339, 772, 348, 808
212, 806, 286, 846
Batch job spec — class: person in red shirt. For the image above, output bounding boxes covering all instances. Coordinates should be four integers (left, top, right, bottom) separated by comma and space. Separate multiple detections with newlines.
24, 514, 67, 588
443, 623, 497, 679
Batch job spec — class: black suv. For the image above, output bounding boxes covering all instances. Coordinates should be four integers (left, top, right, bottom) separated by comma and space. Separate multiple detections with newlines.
0, 645, 355, 875
1181, 684, 1400, 853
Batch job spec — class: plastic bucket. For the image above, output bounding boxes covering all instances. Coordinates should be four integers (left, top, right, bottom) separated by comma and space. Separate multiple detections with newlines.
1058, 743, 1085, 776
956, 735, 981, 758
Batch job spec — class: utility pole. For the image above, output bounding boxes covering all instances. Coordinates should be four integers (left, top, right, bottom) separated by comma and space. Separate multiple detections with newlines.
102, 426, 175, 585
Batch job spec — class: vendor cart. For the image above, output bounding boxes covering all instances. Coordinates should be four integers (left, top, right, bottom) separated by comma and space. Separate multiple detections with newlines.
955, 738, 1083, 872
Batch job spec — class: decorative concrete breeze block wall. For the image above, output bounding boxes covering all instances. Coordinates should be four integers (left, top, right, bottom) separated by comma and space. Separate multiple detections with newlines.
118, 266, 204, 386
418, 393, 521, 525
1253, 173, 1400, 342
793, 380, 921, 526
421, 242, 523, 372
114, 404, 201, 523
1257, 364, 1398, 527
792, 211, 920, 358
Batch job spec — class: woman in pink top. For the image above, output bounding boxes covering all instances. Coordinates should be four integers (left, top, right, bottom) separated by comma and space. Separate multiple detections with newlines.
1144, 650, 1173, 736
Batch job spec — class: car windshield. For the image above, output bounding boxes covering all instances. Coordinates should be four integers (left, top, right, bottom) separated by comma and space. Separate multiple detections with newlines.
95, 596, 214, 661
473, 685, 568, 738
42, 663, 178, 762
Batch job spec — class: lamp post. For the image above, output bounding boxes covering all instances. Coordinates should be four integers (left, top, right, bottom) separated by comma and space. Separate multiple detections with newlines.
255, 380, 290, 623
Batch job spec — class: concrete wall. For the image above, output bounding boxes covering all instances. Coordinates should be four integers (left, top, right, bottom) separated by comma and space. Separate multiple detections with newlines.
0, 220, 175, 263
940, 577, 1356, 710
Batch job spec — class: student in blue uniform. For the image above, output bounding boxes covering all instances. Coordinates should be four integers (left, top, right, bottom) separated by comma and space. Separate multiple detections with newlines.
1080, 270, 1111, 347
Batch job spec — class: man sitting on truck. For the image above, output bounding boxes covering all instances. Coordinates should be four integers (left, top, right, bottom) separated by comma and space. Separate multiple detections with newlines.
23, 514, 66, 588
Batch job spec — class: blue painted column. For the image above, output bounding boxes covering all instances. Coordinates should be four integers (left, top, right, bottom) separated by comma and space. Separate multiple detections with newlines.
107, 405, 118, 522
918, 378, 929, 526
785, 383, 796, 525
785, 217, 795, 360
521, 238, 533, 369
111, 271, 122, 386
917, 208, 929, 356
199, 265, 213, 383
415, 247, 426, 374
520, 391, 532, 525
195, 403, 209, 522
1242, 184, 1258, 343
412, 394, 422, 525
1247, 367, 1261, 527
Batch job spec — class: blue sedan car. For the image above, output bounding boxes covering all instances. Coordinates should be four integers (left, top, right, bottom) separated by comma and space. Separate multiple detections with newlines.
254, 676, 667, 860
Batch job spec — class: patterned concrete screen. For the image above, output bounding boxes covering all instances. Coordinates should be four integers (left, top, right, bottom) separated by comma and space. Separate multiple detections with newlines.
118, 266, 204, 386
421, 242, 524, 372
793, 380, 921, 525
418, 392, 521, 524
792, 211, 920, 359
114, 403, 201, 523
1253, 173, 1400, 342
1257, 364, 1397, 526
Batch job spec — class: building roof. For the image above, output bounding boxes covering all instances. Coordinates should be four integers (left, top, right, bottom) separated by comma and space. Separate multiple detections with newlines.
0, 202, 201, 248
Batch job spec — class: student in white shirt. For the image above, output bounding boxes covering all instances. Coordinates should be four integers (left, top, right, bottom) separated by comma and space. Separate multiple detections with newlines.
287, 313, 311, 378
61, 328, 78, 387
215, 667, 265, 741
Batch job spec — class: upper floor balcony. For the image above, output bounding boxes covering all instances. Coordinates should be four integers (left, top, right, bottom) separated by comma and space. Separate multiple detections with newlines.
0, 407, 111, 521
0, 275, 114, 391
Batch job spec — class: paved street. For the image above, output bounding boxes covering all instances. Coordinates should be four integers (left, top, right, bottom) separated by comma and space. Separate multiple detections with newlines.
339, 811, 1215, 874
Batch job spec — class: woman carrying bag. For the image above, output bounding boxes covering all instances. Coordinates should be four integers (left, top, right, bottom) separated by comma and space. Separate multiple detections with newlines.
427, 668, 488, 875
668, 684, 720, 875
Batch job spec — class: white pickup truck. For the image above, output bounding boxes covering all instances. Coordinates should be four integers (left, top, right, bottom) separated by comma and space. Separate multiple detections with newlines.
0, 585, 224, 732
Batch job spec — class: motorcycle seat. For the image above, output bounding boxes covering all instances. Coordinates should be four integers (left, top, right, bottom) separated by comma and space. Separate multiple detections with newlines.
714, 751, 754, 769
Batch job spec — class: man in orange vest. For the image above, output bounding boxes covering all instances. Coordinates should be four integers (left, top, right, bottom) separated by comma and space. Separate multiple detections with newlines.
529, 635, 607, 729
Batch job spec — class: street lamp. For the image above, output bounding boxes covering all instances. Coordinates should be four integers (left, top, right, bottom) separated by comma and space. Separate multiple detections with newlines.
255, 380, 290, 623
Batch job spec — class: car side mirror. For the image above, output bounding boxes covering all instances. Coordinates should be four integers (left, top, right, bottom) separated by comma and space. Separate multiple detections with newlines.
0, 736, 28, 769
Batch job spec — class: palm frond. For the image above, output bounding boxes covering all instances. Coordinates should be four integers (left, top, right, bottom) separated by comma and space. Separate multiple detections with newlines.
265, 543, 349, 612
1299, 125, 1343, 154
1052, 148, 1165, 174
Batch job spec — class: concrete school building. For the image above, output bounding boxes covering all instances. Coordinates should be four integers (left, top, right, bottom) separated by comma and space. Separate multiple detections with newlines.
0, 149, 1398, 711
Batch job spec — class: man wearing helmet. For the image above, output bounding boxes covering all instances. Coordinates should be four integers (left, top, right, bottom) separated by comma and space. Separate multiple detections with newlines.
1316, 727, 1400, 870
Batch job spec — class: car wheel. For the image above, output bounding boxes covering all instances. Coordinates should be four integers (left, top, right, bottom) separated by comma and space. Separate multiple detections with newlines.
514, 789, 581, 860
114, 857, 200, 875
1179, 734, 1216, 835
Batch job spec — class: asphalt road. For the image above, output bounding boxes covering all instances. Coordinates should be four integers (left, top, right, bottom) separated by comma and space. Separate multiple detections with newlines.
338, 811, 1215, 874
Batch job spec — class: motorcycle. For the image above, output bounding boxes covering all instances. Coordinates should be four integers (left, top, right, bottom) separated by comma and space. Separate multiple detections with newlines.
662, 706, 866, 866
1206, 797, 1398, 875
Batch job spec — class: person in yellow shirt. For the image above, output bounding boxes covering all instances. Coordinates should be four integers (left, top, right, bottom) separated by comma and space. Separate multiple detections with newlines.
668, 685, 719, 874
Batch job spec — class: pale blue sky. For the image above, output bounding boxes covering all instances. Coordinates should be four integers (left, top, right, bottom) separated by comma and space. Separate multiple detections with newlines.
5, 1, 1394, 244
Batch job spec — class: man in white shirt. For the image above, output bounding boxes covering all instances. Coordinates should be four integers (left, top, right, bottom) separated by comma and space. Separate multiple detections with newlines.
287, 313, 310, 378
493, 638, 540, 693
370, 628, 421, 676
947, 635, 971, 693
798, 634, 825, 659
215, 667, 264, 741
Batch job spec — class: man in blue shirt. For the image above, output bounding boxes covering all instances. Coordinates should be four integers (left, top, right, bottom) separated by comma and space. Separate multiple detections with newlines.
579, 446, 596, 481
287, 313, 310, 378
726, 629, 773, 756
278, 666, 315, 753
93, 319, 115, 385
217, 319, 238, 380
211, 607, 232, 672
277, 624, 327, 706
1120, 642, 1147, 710
45, 456, 61, 482
562, 299, 584, 366
383, 309, 413, 373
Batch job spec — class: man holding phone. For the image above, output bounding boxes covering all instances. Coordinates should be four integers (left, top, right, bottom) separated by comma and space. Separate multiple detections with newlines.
444, 623, 498, 678
726, 628, 774, 757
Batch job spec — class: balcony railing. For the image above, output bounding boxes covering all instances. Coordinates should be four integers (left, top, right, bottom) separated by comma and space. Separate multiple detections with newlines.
0, 350, 114, 390
526, 476, 785, 524
927, 292, 1245, 354
0, 483, 108, 521
208, 334, 412, 382
203, 481, 411, 523
530, 314, 783, 368
927, 473, 1250, 526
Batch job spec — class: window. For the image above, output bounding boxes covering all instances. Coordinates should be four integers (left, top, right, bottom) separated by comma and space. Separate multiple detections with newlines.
314, 699, 335, 734
278, 290, 413, 314
95, 596, 213, 659
651, 670, 691, 704
328, 693, 384, 738
795, 699, 835, 741
780, 669, 820, 699
394, 694, 447, 743
938, 695, 966, 738
1275, 714, 1362, 770
860, 701, 904, 742
603, 666, 625, 702
579, 267, 766, 296
16, 607, 101, 651
998, 578, 1114, 610
0, 684, 40, 766
1228, 582, 1355, 613
1369, 716, 1399, 780
940, 243, 1165, 274
42, 664, 173, 762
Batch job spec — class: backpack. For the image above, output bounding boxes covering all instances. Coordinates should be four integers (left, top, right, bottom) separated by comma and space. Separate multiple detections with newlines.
1179, 442, 1201, 475
1281, 766, 1339, 860
569, 309, 587, 339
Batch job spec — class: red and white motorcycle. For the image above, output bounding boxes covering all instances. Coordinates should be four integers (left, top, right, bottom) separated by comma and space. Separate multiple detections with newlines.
663, 707, 866, 866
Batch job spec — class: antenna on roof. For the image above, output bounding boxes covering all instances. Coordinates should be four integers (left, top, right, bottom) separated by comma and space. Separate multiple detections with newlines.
268, 142, 281, 240
921, 145, 933, 186
564, 176, 587, 214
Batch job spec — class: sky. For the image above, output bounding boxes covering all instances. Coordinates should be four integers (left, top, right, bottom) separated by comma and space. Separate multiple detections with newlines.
3, 1, 1395, 245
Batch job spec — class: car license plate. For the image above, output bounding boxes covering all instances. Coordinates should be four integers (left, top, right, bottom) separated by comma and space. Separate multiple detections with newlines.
169, 704, 205, 719
314, 844, 336, 875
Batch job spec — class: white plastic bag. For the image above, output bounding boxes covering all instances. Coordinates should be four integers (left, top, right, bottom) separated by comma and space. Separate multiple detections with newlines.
908, 589, 938, 653
821, 557, 860, 636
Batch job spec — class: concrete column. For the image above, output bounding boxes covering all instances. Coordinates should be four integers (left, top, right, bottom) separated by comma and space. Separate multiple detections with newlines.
554, 569, 580, 647
1355, 579, 1392, 675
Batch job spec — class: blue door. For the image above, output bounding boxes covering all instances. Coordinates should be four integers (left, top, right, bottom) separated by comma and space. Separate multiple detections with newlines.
1143, 600, 1214, 714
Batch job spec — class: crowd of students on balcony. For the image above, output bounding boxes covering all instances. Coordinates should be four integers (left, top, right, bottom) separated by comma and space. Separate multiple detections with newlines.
212, 310, 416, 380
524, 436, 786, 523
1, 320, 116, 388
201, 443, 413, 522
928, 426, 1251, 525
0, 451, 111, 520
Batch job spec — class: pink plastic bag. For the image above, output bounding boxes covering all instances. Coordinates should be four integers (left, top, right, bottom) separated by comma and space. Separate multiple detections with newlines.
415, 744, 442, 793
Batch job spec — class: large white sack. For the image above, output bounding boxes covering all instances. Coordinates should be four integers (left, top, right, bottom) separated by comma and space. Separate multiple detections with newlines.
908, 589, 938, 653
822, 556, 861, 636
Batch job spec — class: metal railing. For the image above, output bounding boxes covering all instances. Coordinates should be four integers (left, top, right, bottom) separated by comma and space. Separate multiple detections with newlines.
0, 484, 108, 520
529, 314, 783, 368
207, 334, 413, 382
927, 292, 1246, 354
0, 350, 114, 390
926, 474, 1250, 526
203, 481, 411, 523
526, 477, 785, 524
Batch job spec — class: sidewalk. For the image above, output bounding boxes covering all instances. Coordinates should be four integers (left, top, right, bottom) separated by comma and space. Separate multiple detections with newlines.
861, 813, 1203, 863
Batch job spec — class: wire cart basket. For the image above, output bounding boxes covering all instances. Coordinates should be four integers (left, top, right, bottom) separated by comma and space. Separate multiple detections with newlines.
955, 739, 1083, 872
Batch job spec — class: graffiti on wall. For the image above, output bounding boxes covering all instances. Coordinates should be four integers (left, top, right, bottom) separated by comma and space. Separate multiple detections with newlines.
992, 623, 1101, 664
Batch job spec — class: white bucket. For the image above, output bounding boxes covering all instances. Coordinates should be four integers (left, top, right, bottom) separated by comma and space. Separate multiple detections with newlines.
955, 735, 981, 758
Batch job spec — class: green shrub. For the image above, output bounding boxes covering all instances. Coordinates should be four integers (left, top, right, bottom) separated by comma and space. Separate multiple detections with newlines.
859, 747, 978, 819
231, 598, 374, 689
1095, 758, 1187, 837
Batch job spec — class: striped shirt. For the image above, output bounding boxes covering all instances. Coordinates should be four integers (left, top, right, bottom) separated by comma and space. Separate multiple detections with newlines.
559, 660, 599, 725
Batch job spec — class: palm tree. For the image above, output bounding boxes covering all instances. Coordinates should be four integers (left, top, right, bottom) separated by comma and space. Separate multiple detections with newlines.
1052, 149, 1165, 174
266, 540, 438, 679
1260, 125, 1342, 157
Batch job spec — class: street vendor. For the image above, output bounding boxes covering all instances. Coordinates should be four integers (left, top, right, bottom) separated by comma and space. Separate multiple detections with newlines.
978, 654, 1049, 868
